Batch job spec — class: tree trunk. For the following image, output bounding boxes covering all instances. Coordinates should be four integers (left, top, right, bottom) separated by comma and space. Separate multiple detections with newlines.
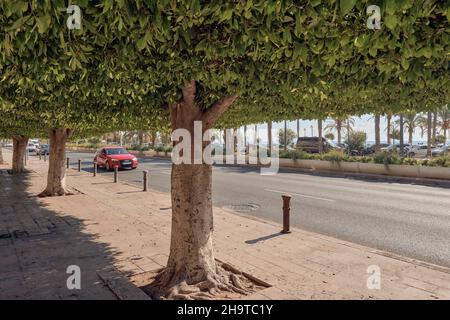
399, 114, 404, 156
283, 121, 287, 152
432, 111, 437, 145
408, 128, 413, 144
38, 128, 73, 197
138, 130, 144, 150
374, 114, 381, 152
0, 143, 4, 164
147, 81, 245, 299
267, 121, 272, 153
387, 115, 392, 144
318, 119, 323, 154
337, 121, 342, 144
296, 119, 300, 138
427, 112, 432, 157
11, 136, 28, 174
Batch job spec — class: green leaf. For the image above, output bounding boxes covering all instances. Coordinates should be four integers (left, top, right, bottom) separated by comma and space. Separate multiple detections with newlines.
384, 15, 397, 30
36, 15, 51, 33
340, 0, 357, 15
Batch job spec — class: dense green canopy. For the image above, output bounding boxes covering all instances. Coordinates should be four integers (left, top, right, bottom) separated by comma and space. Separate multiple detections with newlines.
1, 0, 449, 136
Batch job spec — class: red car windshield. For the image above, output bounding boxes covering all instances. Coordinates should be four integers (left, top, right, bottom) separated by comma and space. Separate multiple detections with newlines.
105, 148, 129, 155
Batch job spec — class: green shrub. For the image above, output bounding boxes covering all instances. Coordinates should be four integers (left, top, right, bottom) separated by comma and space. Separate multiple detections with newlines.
322, 150, 346, 163
279, 149, 311, 160
163, 145, 173, 153
154, 145, 165, 152
373, 151, 401, 166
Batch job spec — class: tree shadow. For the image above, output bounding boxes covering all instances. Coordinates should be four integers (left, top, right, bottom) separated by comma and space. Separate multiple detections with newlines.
0, 169, 139, 299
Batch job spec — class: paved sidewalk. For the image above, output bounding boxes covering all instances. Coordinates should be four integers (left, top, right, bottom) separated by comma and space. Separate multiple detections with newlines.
1, 148, 450, 299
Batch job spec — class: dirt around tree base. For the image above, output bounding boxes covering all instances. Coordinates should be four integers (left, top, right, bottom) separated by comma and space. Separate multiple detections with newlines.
131, 261, 270, 300
37, 187, 82, 198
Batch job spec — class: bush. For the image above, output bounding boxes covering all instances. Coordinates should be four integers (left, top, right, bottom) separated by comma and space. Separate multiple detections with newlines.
321, 150, 346, 163
373, 151, 401, 166
279, 149, 312, 160
154, 145, 165, 152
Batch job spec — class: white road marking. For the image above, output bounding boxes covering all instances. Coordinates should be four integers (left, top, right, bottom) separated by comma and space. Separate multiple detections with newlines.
264, 188, 336, 202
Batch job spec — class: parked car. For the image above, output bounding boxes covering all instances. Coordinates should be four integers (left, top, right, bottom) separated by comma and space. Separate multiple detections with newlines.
36, 144, 49, 155
431, 144, 449, 157
27, 143, 38, 153
381, 143, 412, 154
295, 137, 341, 153
408, 145, 429, 157
94, 147, 138, 171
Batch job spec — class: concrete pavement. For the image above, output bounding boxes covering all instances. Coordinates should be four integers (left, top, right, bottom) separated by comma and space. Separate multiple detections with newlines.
66, 150, 450, 268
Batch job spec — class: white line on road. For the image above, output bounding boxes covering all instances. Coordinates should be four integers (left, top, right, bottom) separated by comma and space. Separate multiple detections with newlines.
264, 189, 336, 202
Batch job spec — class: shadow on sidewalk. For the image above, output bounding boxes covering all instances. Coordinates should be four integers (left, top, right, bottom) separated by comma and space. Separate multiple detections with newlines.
245, 232, 286, 245
0, 170, 132, 299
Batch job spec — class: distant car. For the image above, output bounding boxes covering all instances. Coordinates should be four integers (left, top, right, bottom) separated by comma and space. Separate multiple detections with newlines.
296, 137, 342, 153
408, 145, 429, 158
27, 143, 38, 153
94, 147, 138, 171
36, 144, 49, 155
381, 143, 411, 153
431, 145, 449, 157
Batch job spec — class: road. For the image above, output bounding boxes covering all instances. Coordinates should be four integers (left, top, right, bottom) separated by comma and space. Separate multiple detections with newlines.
66, 151, 450, 268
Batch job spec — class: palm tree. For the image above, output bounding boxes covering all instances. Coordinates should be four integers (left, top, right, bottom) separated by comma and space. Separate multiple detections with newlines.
386, 114, 392, 144
395, 113, 425, 144
374, 114, 381, 152
437, 104, 449, 141
324, 117, 354, 144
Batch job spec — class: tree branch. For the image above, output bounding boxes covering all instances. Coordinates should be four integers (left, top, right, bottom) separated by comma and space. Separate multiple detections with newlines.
202, 94, 238, 129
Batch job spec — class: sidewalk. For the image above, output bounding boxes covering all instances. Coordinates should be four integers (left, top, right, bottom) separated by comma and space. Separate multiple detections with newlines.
1, 148, 450, 299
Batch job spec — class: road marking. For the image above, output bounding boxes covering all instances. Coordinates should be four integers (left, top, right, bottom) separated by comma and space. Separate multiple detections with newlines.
264, 189, 336, 202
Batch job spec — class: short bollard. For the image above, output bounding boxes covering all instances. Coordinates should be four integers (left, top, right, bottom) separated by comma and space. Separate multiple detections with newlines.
66, 157, 70, 169
114, 166, 118, 183
143, 170, 148, 192
39, 153, 42, 160
77, 159, 81, 172
281, 195, 292, 234
93, 161, 97, 177
43, 154, 47, 162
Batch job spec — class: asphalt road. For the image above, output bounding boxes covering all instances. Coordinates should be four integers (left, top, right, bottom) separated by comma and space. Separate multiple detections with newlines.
66, 151, 450, 268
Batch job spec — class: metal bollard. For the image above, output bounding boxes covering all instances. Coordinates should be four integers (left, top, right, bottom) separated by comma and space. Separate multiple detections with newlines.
39, 153, 42, 160
93, 161, 97, 177
67, 157, 70, 169
78, 159, 81, 172
143, 170, 148, 191
281, 195, 292, 234
114, 166, 118, 183
43, 153, 47, 162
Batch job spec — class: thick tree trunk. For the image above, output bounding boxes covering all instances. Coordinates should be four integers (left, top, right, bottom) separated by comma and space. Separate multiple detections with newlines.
11, 136, 28, 174
38, 128, 73, 197
374, 114, 381, 152
296, 119, 300, 138
408, 128, 413, 144
147, 81, 245, 299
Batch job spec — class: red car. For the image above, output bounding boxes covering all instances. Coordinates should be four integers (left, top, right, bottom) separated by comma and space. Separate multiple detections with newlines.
94, 147, 138, 171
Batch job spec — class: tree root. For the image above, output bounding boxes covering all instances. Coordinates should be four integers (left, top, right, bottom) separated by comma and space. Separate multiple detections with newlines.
143, 262, 255, 300
38, 188, 73, 197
